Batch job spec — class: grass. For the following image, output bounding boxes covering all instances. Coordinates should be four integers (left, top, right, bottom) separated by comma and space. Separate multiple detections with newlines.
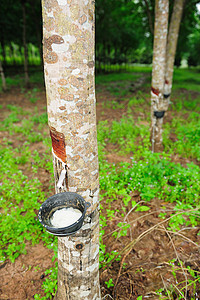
0, 67, 200, 299
173, 68, 200, 92
96, 72, 141, 85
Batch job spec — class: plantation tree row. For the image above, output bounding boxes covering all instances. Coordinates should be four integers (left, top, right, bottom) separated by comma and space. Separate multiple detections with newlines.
151, 0, 184, 152
0, 0, 200, 71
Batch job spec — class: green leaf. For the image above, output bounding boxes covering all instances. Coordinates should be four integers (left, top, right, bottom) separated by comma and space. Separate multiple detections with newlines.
135, 205, 150, 212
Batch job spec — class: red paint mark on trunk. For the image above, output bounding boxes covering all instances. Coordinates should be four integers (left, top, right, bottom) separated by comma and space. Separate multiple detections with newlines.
165, 79, 169, 84
151, 86, 160, 96
50, 127, 66, 163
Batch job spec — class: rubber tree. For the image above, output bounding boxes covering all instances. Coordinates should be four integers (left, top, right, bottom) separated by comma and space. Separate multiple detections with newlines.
21, 0, 29, 87
150, 0, 169, 152
0, 59, 6, 91
164, 0, 184, 103
41, 0, 101, 299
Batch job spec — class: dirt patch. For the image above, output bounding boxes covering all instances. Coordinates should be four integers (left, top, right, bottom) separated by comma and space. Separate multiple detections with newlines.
0, 242, 54, 300
100, 197, 200, 299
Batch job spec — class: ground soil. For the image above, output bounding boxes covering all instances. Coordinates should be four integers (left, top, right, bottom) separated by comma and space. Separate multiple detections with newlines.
0, 81, 199, 300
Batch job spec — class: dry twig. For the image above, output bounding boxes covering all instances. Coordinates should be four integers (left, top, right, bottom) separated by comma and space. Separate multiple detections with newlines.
163, 225, 188, 300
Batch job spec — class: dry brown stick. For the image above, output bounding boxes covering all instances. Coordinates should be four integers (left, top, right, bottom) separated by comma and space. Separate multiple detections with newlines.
155, 227, 199, 248
160, 274, 172, 300
102, 209, 199, 278
103, 206, 200, 239
119, 209, 199, 256
123, 200, 145, 222
102, 294, 114, 300
113, 247, 133, 298
102, 208, 199, 274
163, 225, 188, 300
128, 273, 133, 300
103, 208, 175, 239
171, 282, 185, 299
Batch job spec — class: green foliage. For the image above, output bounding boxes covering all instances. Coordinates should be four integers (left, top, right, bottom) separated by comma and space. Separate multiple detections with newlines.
99, 150, 200, 229
25, 87, 40, 103
187, 10, 200, 66
0, 103, 55, 299
31, 112, 48, 124
98, 117, 150, 156
95, 0, 152, 69
0, 146, 55, 263
163, 111, 200, 161
34, 264, 58, 300
173, 68, 200, 92
112, 222, 131, 238
96, 72, 140, 85
105, 278, 114, 288
156, 260, 200, 299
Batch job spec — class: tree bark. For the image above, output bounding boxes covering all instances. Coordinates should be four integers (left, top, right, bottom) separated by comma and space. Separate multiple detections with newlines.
41, 0, 101, 299
22, 0, 29, 88
164, 0, 184, 103
0, 59, 6, 91
0, 40, 6, 66
151, 0, 169, 152
31, 0, 43, 66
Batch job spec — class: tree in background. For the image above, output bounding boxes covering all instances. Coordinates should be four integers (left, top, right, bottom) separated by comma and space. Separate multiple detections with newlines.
0, 59, 6, 91
150, 0, 200, 151
41, 0, 101, 299
0, 0, 42, 69
143, 0, 200, 67
187, 3, 200, 66
21, 0, 29, 87
150, 0, 169, 152
0, 0, 199, 71
164, 0, 184, 102
95, 0, 153, 72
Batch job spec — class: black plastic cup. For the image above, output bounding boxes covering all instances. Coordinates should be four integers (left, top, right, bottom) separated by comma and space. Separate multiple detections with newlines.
38, 192, 91, 236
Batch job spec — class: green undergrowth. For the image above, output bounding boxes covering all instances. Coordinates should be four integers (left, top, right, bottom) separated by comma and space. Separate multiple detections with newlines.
99, 151, 199, 227
173, 68, 200, 92
0, 144, 55, 263
0, 104, 48, 143
96, 72, 141, 85
0, 67, 200, 299
155, 260, 200, 299
0, 69, 44, 92
163, 111, 200, 161
0, 104, 57, 299
96, 72, 142, 97
98, 117, 150, 156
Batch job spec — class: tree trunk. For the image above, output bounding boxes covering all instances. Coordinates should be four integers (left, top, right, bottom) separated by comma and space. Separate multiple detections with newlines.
22, 0, 29, 88
0, 40, 6, 66
41, 0, 101, 299
0, 59, 6, 91
164, 0, 184, 103
31, 0, 43, 66
151, 0, 169, 152
143, 0, 154, 35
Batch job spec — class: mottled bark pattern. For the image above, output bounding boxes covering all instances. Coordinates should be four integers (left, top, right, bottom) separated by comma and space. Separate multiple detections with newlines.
151, 0, 169, 152
41, 0, 100, 299
164, 0, 184, 100
57, 209, 100, 299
